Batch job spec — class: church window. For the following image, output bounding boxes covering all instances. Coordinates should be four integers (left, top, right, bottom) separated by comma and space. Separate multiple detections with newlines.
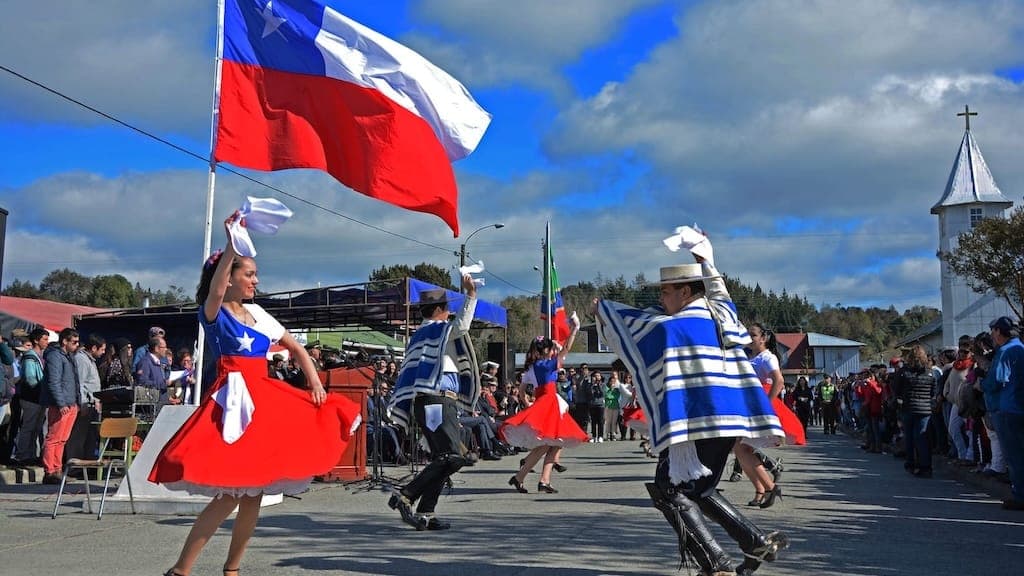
970, 208, 983, 228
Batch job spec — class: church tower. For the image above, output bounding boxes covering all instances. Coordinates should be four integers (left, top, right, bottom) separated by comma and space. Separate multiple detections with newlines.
932, 106, 1014, 347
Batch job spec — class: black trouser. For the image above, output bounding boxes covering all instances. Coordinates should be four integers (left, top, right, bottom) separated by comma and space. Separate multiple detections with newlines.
655, 437, 732, 499
653, 437, 775, 572
402, 396, 467, 515
589, 406, 604, 439
570, 404, 589, 430
11, 398, 45, 462
65, 404, 100, 462
822, 403, 837, 433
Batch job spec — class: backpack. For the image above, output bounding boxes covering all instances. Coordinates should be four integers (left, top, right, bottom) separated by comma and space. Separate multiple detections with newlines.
0, 364, 13, 405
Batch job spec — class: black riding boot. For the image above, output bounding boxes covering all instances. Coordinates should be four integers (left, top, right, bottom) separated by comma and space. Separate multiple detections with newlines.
696, 491, 788, 575
645, 483, 735, 575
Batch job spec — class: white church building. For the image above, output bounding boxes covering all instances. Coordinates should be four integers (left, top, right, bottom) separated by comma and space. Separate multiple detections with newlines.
902, 106, 1015, 352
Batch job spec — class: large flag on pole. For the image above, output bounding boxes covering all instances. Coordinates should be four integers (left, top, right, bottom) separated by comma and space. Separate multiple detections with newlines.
214, 0, 492, 236
541, 226, 570, 346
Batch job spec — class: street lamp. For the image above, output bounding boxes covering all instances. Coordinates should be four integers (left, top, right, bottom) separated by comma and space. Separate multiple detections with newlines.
459, 223, 504, 291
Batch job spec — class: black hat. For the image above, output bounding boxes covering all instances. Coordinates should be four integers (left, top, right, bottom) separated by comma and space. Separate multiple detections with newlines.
989, 316, 1017, 334
419, 288, 448, 306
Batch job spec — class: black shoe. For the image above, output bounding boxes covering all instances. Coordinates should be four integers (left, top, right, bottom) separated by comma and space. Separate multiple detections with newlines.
423, 516, 451, 530
388, 491, 420, 529
537, 482, 558, 494
508, 475, 528, 493
913, 468, 933, 478
728, 472, 743, 482
42, 473, 64, 485
760, 485, 783, 509
553, 463, 567, 473
480, 451, 501, 461
519, 458, 535, 473
747, 493, 765, 506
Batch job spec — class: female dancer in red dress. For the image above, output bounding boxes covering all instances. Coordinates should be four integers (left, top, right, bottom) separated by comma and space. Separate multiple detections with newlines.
734, 322, 805, 509
502, 322, 588, 493
154, 211, 361, 576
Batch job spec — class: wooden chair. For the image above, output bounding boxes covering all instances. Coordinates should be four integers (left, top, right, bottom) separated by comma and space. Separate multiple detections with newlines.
52, 416, 138, 520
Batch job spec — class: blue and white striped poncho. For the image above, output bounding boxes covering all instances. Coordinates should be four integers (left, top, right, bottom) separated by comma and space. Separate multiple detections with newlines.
387, 319, 480, 431
597, 266, 782, 454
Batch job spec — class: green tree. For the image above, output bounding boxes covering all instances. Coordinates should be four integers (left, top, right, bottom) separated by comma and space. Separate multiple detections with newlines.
2, 279, 41, 298
942, 206, 1024, 320
369, 262, 455, 290
39, 268, 92, 304
89, 274, 136, 308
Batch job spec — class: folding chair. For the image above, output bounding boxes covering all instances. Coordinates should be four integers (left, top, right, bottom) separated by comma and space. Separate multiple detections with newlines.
52, 416, 138, 520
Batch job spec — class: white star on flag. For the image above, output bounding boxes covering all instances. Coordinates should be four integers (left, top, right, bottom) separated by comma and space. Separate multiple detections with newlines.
260, 1, 287, 39
236, 331, 255, 353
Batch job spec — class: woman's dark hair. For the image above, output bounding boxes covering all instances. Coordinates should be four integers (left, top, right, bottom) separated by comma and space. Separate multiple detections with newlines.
525, 337, 554, 368
196, 250, 244, 304
972, 332, 995, 360
750, 322, 778, 357
904, 344, 929, 372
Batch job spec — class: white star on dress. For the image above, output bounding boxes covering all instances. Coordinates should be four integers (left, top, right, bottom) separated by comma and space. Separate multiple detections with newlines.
236, 331, 255, 353
260, 1, 287, 39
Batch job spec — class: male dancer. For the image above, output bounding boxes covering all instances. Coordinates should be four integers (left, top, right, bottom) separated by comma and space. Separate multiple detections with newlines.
387, 274, 480, 530
596, 231, 789, 575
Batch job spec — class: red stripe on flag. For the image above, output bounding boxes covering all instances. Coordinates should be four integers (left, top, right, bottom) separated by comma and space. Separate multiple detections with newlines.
214, 61, 461, 235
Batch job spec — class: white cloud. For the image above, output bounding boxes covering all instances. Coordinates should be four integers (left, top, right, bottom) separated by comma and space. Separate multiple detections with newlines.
404, 0, 664, 97
0, 1, 213, 134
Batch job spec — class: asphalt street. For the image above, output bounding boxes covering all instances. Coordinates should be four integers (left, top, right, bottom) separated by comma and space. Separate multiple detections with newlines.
1, 428, 1020, 576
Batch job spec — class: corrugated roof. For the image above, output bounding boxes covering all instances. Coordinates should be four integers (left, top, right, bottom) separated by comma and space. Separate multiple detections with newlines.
806, 332, 864, 347
0, 296, 110, 332
895, 317, 943, 348
931, 130, 1011, 214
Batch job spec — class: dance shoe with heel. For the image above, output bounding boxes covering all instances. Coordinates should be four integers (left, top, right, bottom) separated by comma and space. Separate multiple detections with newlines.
553, 463, 568, 473
759, 485, 783, 509
747, 492, 764, 507
508, 475, 528, 493
537, 482, 558, 494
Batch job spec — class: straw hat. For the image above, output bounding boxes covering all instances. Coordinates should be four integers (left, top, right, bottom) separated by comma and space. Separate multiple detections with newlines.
650, 263, 720, 285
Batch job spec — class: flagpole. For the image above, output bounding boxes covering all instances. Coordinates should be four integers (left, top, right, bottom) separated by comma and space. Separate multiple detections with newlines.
192, 0, 227, 405
544, 221, 552, 340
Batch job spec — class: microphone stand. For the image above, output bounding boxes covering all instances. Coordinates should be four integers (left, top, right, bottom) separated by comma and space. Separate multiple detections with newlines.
344, 361, 410, 492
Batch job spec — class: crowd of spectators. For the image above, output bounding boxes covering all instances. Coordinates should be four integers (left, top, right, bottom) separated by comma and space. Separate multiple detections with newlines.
823, 319, 1024, 510
1, 324, 194, 484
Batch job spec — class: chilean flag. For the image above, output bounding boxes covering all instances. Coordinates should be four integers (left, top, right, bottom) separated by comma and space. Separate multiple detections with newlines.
214, 0, 492, 236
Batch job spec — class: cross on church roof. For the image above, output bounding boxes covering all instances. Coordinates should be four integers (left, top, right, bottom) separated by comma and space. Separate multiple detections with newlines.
957, 104, 977, 131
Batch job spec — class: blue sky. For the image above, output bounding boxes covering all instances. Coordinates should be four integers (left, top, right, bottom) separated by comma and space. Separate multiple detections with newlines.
1, 0, 1023, 314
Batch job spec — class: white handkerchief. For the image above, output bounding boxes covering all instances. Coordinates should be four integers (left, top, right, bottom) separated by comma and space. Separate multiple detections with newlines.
663, 224, 714, 265
229, 197, 294, 257
213, 372, 255, 444
472, 278, 485, 287
424, 404, 443, 432
459, 260, 485, 275
568, 311, 580, 330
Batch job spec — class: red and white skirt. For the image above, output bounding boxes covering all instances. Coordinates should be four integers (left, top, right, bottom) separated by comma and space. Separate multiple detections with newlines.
149, 356, 362, 497
499, 384, 589, 449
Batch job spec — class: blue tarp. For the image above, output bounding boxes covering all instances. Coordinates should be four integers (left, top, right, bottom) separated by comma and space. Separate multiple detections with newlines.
408, 279, 507, 328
